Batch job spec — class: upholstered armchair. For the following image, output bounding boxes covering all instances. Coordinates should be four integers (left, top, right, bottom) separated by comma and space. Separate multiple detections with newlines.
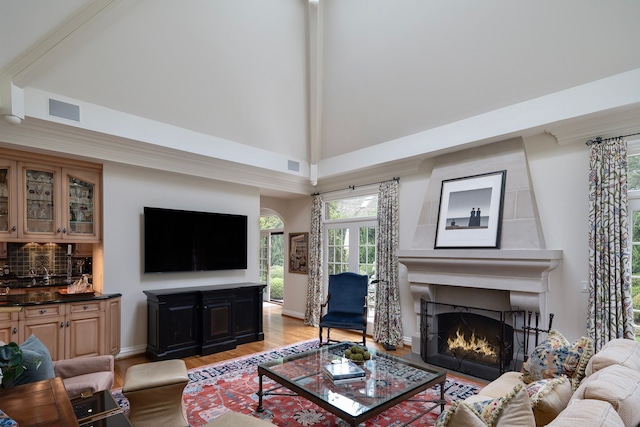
53, 355, 115, 399
319, 272, 369, 346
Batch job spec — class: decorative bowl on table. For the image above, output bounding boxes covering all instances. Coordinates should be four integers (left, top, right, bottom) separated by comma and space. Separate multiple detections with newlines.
343, 345, 371, 364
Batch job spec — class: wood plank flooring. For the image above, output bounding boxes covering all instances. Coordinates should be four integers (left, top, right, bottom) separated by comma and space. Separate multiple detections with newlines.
113, 302, 412, 388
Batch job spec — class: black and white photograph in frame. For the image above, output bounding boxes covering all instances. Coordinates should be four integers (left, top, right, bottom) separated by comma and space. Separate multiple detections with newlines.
434, 170, 506, 249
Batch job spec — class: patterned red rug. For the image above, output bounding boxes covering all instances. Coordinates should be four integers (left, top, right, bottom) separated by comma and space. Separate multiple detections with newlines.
112, 340, 485, 426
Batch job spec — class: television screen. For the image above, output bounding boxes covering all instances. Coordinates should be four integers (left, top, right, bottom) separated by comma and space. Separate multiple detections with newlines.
144, 207, 248, 273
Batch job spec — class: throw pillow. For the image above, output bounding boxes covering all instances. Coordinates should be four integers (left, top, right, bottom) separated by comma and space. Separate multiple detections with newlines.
525, 376, 573, 427
435, 384, 535, 427
521, 329, 593, 390
4, 334, 55, 387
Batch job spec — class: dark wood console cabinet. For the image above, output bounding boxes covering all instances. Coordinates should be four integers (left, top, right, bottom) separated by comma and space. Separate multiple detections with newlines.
144, 283, 265, 361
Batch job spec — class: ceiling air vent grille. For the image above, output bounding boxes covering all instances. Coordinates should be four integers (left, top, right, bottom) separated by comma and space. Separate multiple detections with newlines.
49, 98, 80, 121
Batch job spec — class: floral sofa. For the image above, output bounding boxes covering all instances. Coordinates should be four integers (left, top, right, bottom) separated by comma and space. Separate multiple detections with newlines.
435, 331, 640, 427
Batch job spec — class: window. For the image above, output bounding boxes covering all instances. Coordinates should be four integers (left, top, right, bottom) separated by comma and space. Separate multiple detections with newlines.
323, 192, 378, 319
628, 153, 640, 339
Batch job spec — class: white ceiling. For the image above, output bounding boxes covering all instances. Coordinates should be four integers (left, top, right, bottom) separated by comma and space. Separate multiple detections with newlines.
1, 0, 640, 196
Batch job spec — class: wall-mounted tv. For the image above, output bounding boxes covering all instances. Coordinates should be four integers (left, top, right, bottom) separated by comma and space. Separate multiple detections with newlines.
144, 206, 248, 273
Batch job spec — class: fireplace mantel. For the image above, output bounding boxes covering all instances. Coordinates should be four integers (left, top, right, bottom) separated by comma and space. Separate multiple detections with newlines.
398, 249, 563, 293
399, 249, 563, 354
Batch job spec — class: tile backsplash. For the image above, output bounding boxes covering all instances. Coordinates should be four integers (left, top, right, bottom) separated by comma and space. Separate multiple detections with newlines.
4, 243, 91, 277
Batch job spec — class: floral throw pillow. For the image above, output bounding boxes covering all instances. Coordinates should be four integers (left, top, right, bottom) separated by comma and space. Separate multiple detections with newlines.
435, 384, 535, 427
521, 329, 593, 390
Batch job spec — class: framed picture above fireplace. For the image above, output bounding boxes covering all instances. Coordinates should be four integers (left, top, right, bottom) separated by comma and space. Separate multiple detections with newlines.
435, 170, 506, 249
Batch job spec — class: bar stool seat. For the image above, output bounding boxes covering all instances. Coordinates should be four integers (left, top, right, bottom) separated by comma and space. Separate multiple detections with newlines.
122, 359, 189, 427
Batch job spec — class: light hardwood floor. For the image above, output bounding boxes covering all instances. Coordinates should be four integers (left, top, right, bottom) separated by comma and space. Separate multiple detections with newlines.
113, 302, 412, 388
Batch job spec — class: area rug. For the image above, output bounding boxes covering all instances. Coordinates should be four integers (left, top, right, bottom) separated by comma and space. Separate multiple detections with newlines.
112, 340, 485, 426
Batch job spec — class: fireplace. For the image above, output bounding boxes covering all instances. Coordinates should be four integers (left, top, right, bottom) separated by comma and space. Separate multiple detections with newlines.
420, 299, 524, 381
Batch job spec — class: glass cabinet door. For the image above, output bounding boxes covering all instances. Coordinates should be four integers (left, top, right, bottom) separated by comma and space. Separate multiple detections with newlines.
0, 161, 18, 237
64, 169, 100, 240
23, 167, 58, 235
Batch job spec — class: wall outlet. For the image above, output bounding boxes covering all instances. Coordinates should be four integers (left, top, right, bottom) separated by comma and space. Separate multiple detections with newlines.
581, 280, 588, 293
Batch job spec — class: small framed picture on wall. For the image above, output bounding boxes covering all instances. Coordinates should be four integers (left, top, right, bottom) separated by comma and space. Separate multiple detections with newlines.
289, 232, 309, 274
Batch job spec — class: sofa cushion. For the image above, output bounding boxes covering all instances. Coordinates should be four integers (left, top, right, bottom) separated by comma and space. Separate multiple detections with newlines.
521, 329, 593, 390
572, 364, 640, 427
545, 399, 624, 427
584, 337, 640, 377
435, 384, 535, 427
4, 334, 55, 387
473, 371, 524, 399
525, 376, 573, 427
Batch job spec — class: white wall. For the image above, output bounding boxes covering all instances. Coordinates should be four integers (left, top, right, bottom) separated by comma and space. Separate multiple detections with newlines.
102, 163, 260, 356
103, 132, 592, 356
261, 195, 312, 319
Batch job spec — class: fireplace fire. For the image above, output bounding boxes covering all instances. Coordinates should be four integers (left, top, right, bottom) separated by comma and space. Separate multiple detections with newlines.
446, 328, 498, 365
421, 299, 524, 381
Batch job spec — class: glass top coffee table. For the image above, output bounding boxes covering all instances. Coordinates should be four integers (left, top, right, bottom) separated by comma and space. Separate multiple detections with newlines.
256, 342, 446, 426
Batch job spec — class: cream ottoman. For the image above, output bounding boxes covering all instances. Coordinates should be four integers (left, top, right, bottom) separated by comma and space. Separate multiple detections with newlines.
122, 359, 189, 427
204, 411, 274, 426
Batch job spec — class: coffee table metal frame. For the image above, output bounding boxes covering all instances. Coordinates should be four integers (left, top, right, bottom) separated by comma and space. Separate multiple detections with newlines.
256, 342, 446, 427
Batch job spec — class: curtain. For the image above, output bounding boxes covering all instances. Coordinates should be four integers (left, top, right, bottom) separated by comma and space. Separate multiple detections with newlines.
587, 137, 635, 351
373, 179, 403, 347
304, 194, 324, 326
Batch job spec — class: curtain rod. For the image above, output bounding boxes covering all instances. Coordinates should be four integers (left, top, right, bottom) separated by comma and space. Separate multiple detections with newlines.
311, 177, 399, 196
585, 132, 640, 146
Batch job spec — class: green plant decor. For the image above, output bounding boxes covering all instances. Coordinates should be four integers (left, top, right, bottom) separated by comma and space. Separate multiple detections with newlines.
0, 341, 38, 386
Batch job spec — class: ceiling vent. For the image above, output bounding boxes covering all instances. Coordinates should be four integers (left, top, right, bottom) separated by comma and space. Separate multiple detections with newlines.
49, 98, 80, 121
288, 160, 300, 172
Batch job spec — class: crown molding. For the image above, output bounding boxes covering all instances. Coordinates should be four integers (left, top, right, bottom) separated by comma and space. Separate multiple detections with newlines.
545, 103, 640, 146
0, 117, 313, 197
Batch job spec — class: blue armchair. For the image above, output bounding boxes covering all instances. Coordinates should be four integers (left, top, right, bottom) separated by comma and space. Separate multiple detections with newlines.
319, 272, 369, 346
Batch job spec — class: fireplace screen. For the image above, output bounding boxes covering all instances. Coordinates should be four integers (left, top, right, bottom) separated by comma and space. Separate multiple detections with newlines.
421, 299, 523, 381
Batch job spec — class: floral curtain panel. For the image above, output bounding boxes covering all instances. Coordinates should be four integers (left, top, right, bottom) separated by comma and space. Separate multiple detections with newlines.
304, 194, 324, 326
587, 137, 635, 350
373, 179, 404, 347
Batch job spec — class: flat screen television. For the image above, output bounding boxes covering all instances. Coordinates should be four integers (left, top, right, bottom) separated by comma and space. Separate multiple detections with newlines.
144, 206, 248, 273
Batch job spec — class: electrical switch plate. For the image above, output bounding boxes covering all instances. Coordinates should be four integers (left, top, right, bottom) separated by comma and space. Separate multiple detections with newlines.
581, 281, 588, 293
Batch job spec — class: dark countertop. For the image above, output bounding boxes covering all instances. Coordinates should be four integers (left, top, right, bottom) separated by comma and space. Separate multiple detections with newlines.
143, 282, 265, 297
0, 291, 122, 307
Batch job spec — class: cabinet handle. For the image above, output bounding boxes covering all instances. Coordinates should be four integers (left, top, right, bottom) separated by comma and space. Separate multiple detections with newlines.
60, 322, 64, 328
66, 321, 70, 327
57, 227, 62, 233
11, 226, 16, 231
40, 309, 47, 314
83, 305, 89, 310
63, 228, 67, 234
12, 327, 16, 334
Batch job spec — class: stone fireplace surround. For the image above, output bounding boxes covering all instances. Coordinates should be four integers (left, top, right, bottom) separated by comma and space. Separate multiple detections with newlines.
399, 138, 563, 355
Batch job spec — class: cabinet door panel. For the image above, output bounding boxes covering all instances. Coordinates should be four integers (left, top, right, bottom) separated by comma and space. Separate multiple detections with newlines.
21, 316, 66, 360
63, 168, 101, 241
67, 315, 103, 358
18, 163, 62, 239
0, 160, 18, 238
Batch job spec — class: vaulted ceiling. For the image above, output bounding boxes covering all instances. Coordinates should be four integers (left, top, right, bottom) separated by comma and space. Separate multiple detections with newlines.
1, 0, 640, 197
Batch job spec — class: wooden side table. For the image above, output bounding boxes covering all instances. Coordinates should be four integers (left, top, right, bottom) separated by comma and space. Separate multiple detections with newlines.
0, 377, 79, 426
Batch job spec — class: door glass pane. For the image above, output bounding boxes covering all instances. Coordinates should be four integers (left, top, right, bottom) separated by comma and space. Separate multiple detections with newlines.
327, 228, 348, 275
69, 176, 94, 235
259, 234, 268, 285
25, 169, 55, 233
0, 168, 9, 232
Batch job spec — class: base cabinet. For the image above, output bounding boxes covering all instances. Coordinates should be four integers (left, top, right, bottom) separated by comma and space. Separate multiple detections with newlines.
145, 283, 265, 361
1, 296, 120, 361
